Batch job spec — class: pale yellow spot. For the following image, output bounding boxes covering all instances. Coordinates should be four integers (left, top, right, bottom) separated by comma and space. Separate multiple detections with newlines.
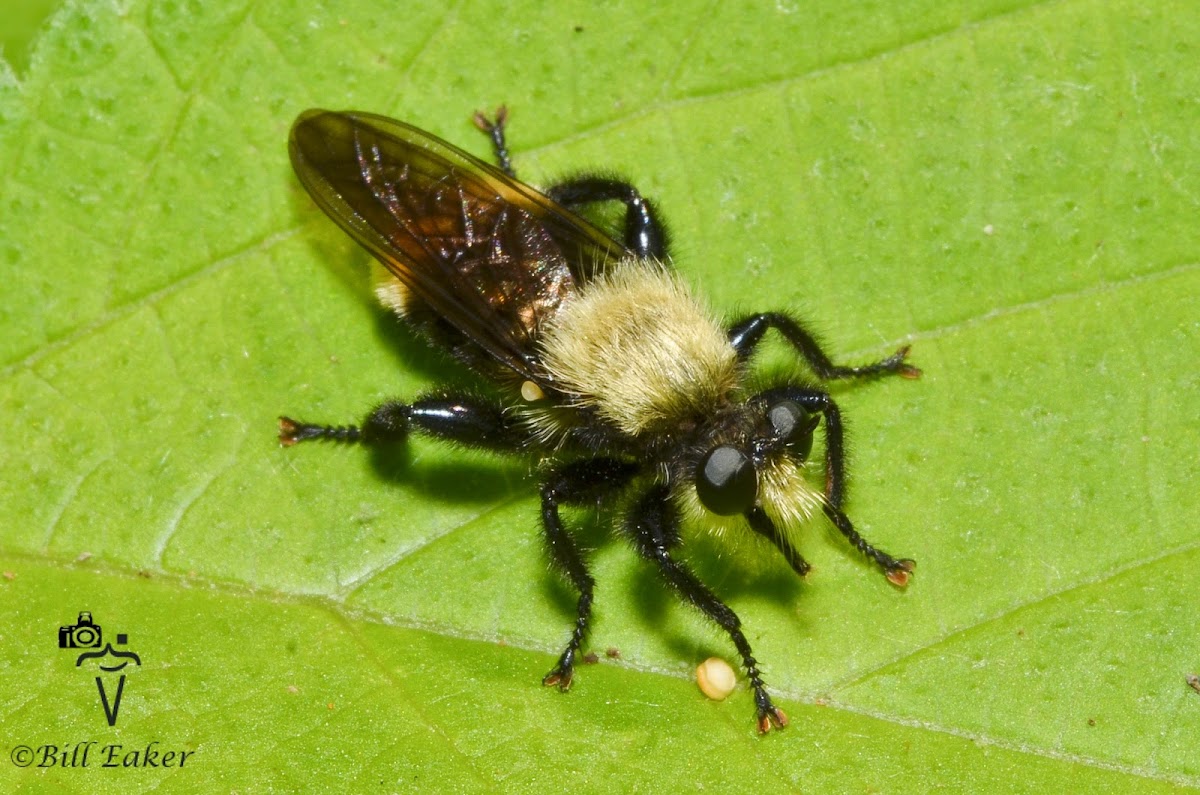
520, 380, 545, 402
697, 657, 737, 701
371, 261, 409, 314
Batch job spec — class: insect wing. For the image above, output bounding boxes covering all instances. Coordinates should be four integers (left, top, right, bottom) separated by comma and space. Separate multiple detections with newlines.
289, 109, 625, 382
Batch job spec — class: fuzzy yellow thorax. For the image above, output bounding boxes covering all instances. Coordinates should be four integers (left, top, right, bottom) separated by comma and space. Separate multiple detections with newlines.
538, 260, 739, 436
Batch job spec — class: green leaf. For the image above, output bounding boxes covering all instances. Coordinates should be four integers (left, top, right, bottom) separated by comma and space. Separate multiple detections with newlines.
2, 0, 1198, 791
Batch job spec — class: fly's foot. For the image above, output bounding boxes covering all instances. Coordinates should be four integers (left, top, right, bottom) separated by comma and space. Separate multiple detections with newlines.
278, 416, 361, 446
885, 558, 916, 587
753, 687, 789, 734
887, 345, 922, 379
542, 652, 576, 691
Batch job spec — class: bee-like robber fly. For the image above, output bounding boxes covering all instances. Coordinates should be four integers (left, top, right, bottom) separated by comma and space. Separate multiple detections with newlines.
280, 108, 920, 733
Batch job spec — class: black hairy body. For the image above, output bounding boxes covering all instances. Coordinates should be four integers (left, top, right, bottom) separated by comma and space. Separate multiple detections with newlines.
280, 107, 920, 733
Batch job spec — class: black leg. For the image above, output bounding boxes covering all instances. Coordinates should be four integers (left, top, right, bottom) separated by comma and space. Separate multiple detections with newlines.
540, 458, 640, 690
279, 391, 523, 451
822, 504, 915, 587
788, 388, 916, 586
469, 107, 668, 259
544, 176, 669, 260
472, 106, 515, 178
727, 312, 920, 380
745, 507, 811, 577
625, 485, 788, 733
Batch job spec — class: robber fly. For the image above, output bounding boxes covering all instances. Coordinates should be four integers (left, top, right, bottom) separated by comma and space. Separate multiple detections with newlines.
280, 107, 920, 733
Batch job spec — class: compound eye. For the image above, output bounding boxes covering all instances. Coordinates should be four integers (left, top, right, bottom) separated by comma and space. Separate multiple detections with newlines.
767, 399, 816, 461
696, 445, 758, 516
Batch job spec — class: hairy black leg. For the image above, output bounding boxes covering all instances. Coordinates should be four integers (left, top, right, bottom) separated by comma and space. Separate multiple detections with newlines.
540, 458, 640, 690
727, 312, 921, 380
468, 108, 667, 259
626, 485, 788, 733
786, 388, 916, 586
823, 504, 915, 587
544, 176, 669, 260
745, 507, 811, 577
279, 392, 523, 451
472, 106, 515, 178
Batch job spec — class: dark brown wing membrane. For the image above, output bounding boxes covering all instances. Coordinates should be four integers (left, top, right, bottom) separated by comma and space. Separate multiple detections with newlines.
289, 109, 626, 383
